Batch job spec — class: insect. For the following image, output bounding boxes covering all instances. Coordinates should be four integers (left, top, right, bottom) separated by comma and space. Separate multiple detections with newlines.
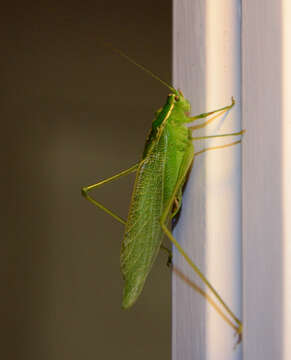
82, 44, 243, 337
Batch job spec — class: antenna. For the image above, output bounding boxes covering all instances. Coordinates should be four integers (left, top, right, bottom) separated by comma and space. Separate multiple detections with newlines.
100, 41, 176, 93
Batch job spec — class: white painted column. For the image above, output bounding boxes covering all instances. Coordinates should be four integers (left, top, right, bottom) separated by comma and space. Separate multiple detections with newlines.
283, 2, 291, 359
243, 1, 291, 359
173, 1, 242, 359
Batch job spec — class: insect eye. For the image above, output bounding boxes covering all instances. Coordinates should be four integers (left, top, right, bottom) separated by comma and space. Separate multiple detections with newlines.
175, 96, 180, 101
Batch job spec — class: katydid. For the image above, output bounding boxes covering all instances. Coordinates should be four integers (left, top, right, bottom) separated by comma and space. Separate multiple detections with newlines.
82, 45, 243, 337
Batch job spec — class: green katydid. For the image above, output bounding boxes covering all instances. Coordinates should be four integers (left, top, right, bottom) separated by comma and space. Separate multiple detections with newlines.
82, 44, 243, 336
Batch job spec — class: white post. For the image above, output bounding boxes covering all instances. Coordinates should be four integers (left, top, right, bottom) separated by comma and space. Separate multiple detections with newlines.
173, 1, 242, 359
242, 1, 291, 359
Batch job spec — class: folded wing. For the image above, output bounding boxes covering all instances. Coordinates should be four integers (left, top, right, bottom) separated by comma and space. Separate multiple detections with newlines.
121, 137, 167, 308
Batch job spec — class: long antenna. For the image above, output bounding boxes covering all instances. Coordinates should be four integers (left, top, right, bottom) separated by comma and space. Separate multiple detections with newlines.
100, 41, 176, 93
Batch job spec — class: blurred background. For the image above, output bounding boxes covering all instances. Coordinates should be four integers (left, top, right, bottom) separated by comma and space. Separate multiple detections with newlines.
1, 1, 171, 359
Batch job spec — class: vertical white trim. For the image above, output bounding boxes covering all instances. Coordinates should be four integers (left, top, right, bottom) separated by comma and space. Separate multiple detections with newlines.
173, 1, 242, 359
283, 2, 291, 358
242, 1, 290, 359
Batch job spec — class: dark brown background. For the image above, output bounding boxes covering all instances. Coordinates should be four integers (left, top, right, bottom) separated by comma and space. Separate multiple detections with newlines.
1, 2, 171, 359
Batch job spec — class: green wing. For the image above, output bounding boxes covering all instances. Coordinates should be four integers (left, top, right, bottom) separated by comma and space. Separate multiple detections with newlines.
121, 136, 167, 309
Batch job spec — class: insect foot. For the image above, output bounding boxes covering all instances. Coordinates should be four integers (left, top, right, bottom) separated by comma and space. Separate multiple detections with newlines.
234, 323, 243, 348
